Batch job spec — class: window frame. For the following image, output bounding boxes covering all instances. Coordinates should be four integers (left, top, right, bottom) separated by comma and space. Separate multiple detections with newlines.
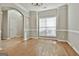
38, 17, 56, 37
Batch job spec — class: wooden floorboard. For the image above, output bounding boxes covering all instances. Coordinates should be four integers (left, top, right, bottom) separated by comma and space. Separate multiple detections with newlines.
0, 38, 78, 56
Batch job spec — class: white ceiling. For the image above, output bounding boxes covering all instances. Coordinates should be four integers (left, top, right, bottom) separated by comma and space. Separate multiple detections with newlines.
19, 3, 65, 11
0, 3, 66, 16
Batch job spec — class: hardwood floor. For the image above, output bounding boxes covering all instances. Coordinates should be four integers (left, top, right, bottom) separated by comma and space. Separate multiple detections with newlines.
0, 38, 78, 56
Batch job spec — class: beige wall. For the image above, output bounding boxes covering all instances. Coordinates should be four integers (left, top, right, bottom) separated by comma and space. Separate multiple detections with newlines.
56, 5, 68, 40
24, 16, 29, 40
1, 10, 8, 39
29, 11, 38, 38
68, 3, 79, 53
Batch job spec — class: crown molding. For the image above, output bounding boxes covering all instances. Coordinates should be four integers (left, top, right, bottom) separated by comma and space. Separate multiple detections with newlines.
14, 4, 29, 17
14, 4, 29, 13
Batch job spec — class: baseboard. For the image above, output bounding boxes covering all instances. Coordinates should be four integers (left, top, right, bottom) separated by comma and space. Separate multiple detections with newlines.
10, 35, 24, 39
56, 39, 79, 55
29, 37, 67, 43
56, 39, 67, 42
66, 40, 79, 55
1, 37, 9, 40
55, 39, 79, 55
24, 37, 29, 40
29, 37, 39, 39
1, 35, 24, 40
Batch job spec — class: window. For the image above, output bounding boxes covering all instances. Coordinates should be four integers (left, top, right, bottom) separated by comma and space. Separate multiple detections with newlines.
39, 17, 56, 37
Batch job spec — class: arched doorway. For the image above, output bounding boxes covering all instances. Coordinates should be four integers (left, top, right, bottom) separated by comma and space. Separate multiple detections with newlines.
1, 7, 24, 40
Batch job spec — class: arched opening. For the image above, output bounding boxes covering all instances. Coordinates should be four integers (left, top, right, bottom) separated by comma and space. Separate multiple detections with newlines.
0, 7, 24, 40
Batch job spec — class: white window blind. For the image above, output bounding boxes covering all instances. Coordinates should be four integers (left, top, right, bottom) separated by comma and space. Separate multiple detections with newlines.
39, 17, 56, 37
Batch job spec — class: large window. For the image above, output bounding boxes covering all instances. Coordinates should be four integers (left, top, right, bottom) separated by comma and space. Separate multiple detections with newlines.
39, 17, 56, 37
